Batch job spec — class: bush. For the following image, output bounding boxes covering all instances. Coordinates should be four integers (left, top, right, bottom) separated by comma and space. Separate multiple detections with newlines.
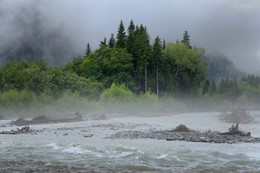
48, 91, 100, 114
0, 89, 38, 116
100, 83, 134, 103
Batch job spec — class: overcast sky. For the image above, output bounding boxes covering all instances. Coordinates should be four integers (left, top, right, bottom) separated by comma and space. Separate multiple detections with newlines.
0, 0, 260, 73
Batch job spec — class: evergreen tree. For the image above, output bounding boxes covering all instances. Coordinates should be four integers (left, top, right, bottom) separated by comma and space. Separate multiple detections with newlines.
108, 34, 116, 48
116, 20, 127, 48
99, 37, 107, 47
149, 36, 162, 97
126, 19, 136, 56
84, 43, 91, 57
202, 80, 210, 95
181, 31, 192, 49
134, 25, 151, 93
162, 39, 166, 49
209, 80, 217, 96
128, 19, 135, 34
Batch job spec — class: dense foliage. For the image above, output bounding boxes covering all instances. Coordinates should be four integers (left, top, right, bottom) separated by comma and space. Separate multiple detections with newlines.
0, 20, 260, 116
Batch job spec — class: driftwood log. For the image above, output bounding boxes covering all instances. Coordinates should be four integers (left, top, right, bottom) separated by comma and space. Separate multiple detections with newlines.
0, 126, 31, 135
219, 123, 251, 136
12, 112, 83, 126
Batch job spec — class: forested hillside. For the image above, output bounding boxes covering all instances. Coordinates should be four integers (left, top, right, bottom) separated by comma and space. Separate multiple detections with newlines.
0, 20, 260, 116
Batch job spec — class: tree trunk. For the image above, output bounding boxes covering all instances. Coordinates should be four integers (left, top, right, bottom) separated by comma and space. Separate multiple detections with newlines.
156, 66, 159, 98
145, 65, 147, 93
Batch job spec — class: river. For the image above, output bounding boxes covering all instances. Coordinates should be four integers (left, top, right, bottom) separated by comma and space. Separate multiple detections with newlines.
0, 112, 260, 172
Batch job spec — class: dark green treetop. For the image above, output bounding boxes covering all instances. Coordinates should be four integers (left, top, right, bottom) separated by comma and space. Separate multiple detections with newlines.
181, 31, 192, 49
84, 43, 91, 57
108, 34, 116, 48
116, 20, 127, 48
100, 37, 107, 47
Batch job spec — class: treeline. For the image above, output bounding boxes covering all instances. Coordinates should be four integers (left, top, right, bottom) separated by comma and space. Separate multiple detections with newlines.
0, 20, 260, 116
67, 20, 207, 97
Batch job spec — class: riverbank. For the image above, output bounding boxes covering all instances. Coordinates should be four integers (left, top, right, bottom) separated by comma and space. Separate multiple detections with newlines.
1, 112, 260, 172
1, 112, 260, 144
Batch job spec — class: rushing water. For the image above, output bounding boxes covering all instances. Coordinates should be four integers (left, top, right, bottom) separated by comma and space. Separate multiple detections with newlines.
0, 112, 260, 173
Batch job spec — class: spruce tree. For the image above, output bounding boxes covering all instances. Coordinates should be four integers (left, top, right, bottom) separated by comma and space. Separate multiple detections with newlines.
126, 19, 136, 55
202, 79, 210, 95
162, 39, 166, 49
116, 20, 127, 48
108, 34, 116, 48
181, 31, 192, 49
209, 80, 217, 96
135, 25, 151, 93
84, 43, 91, 57
150, 36, 162, 97
99, 37, 107, 47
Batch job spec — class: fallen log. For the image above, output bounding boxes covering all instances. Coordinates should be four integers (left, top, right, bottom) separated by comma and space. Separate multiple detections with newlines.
0, 126, 31, 135
219, 123, 251, 136
12, 113, 83, 126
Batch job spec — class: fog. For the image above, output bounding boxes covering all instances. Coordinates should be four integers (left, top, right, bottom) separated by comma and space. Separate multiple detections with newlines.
0, 0, 260, 73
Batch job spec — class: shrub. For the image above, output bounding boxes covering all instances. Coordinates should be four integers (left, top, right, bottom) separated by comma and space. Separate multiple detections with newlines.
0, 89, 38, 116
100, 83, 134, 103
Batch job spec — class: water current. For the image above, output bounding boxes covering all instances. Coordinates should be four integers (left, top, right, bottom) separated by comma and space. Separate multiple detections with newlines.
0, 112, 260, 172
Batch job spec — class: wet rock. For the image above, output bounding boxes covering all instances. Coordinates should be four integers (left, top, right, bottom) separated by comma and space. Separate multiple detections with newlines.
13, 118, 29, 126
83, 134, 94, 138
171, 124, 190, 132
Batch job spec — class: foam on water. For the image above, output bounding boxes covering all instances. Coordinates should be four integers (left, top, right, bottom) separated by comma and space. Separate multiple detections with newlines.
1, 112, 260, 172
46, 143, 62, 150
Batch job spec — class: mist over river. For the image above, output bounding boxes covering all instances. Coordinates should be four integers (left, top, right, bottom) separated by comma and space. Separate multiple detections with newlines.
1, 112, 260, 172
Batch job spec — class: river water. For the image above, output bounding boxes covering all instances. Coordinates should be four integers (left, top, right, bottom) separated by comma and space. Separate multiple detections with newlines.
0, 112, 260, 172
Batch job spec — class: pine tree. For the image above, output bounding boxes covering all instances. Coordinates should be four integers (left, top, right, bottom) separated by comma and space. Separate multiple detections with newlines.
84, 43, 91, 57
108, 34, 116, 48
128, 19, 135, 34
99, 37, 107, 47
135, 25, 151, 93
150, 36, 162, 97
116, 20, 127, 48
209, 80, 217, 96
202, 80, 210, 95
162, 39, 166, 49
181, 31, 192, 49
126, 19, 136, 55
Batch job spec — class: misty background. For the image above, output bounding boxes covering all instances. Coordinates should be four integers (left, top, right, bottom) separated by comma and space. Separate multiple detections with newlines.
0, 0, 259, 73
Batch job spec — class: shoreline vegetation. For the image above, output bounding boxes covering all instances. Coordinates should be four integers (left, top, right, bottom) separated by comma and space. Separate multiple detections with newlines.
0, 20, 260, 118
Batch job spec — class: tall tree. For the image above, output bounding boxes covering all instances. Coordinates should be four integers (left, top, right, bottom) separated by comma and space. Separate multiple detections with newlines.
116, 20, 127, 48
99, 37, 107, 47
108, 34, 116, 48
126, 20, 136, 56
80, 47, 134, 89
162, 39, 166, 49
134, 25, 151, 93
150, 36, 162, 97
162, 43, 207, 96
202, 79, 210, 95
209, 80, 217, 96
84, 43, 91, 57
181, 31, 192, 49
